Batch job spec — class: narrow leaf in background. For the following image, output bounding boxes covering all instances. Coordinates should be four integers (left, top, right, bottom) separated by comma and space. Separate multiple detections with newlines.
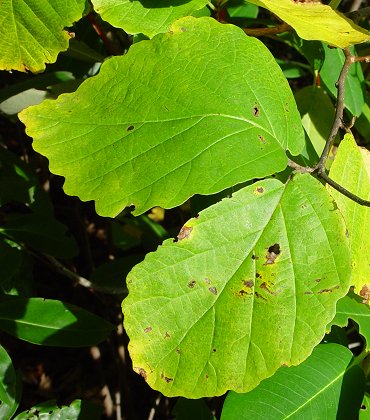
122, 174, 351, 397
0, 298, 114, 347
19, 17, 304, 217
221, 344, 364, 420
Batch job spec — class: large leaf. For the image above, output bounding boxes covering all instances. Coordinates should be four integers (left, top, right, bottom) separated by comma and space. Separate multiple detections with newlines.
0, 0, 88, 73
319, 45, 365, 117
122, 173, 351, 398
327, 134, 370, 297
92, 0, 208, 37
329, 292, 370, 349
221, 344, 363, 419
20, 17, 304, 217
248, 0, 370, 48
0, 345, 20, 419
0, 298, 114, 347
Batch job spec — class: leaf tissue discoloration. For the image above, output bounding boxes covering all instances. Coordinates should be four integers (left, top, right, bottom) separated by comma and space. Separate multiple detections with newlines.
144, 326, 152, 333
187, 280, 196, 288
177, 225, 193, 241
135, 367, 147, 381
360, 284, 370, 304
209, 286, 217, 296
264, 243, 281, 265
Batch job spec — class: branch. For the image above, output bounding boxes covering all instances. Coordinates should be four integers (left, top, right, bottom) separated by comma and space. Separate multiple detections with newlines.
243, 22, 292, 37
315, 48, 352, 173
287, 47, 370, 207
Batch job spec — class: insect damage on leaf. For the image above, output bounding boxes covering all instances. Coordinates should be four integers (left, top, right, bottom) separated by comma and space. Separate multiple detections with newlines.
264, 243, 281, 265
177, 225, 193, 241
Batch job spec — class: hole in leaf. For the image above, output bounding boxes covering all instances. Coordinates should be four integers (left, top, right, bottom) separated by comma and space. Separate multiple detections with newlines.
253, 105, 260, 117
126, 125, 134, 131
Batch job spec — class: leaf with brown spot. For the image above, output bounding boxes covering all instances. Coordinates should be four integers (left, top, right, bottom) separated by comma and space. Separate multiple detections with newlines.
123, 174, 350, 397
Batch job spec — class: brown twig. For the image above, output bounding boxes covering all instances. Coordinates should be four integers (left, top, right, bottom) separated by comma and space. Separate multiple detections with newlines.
350, 55, 370, 63
288, 48, 370, 207
243, 22, 292, 37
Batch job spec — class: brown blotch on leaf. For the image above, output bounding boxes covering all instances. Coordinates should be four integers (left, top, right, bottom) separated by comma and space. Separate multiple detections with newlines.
209, 286, 217, 296
260, 282, 275, 295
176, 348, 180, 354
205, 374, 209, 379
251, 254, 259, 260
212, 348, 217, 353
136, 368, 147, 381
177, 225, 193, 241
161, 373, 173, 383
318, 286, 339, 294
304, 291, 313, 295
243, 280, 254, 288
164, 331, 170, 338
258, 135, 266, 144
187, 280, 196, 288
254, 186, 265, 195
180, 27, 187, 32
126, 125, 134, 131
253, 105, 260, 117
256, 272, 261, 278
144, 327, 152, 333
315, 278, 321, 283
254, 291, 267, 301
264, 243, 281, 265
204, 278, 211, 285
345, 229, 349, 238
360, 285, 370, 304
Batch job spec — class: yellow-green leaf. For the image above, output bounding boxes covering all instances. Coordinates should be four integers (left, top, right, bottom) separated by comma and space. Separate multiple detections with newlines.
0, 0, 88, 73
328, 134, 370, 300
249, 0, 369, 48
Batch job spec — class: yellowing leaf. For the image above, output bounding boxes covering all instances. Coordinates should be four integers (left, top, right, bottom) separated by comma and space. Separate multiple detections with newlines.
249, 0, 369, 48
0, 0, 88, 73
328, 134, 370, 301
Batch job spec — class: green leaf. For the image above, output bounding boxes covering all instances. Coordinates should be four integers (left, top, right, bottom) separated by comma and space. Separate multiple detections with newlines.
327, 134, 370, 297
0, 240, 33, 296
13, 399, 102, 420
0, 147, 53, 215
0, 345, 20, 419
20, 17, 304, 217
295, 86, 335, 157
0, 213, 78, 258
0, 298, 114, 347
221, 344, 363, 420
122, 173, 351, 397
329, 291, 370, 349
92, 0, 208, 37
360, 394, 370, 420
319, 44, 365, 117
0, 0, 88, 73
248, 0, 370, 48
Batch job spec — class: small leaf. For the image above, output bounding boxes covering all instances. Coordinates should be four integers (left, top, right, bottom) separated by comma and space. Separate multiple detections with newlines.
20, 17, 304, 217
0, 298, 114, 347
295, 85, 335, 157
0, 214, 78, 258
0, 345, 20, 419
13, 399, 102, 420
122, 174, 351, 397
0, 0, 88, 73
327, 134, 370, 298
221, 344, 363, 420
92, 0, 208, 37
319, 45, 365, 117
329, 291, 370, 349
248, 0, 370, 48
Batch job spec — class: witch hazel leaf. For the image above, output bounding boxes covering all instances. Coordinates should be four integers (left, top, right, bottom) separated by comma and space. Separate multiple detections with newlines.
122, 173, 351, 398
92, 0, 209, 37
0, 0, 88, 73
327, 134, 370, 300
19, 17, 304, 217
249, 0, 370, 48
